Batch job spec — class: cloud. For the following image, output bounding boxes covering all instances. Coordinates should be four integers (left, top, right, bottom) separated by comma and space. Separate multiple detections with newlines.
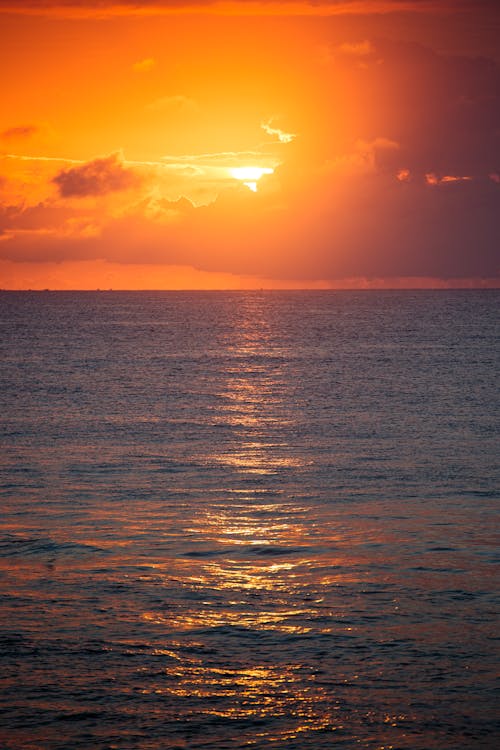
1, 124, 40, 140
354, 137, 400, 169
302, 37, 500, 181
52, 154, 142, 198
261, 119, 296, 144
359, 40, 500, 177
161, 150, 274, 168
396, 168, 411, 182
337, 40, 374, 56
318, 38, 379, 67
425, 173, 472, 185
0, 200, 99, 237
132, 57, 156, 72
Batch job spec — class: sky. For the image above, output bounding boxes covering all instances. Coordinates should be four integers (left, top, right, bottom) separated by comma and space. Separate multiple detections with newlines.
0, 0, 499, 289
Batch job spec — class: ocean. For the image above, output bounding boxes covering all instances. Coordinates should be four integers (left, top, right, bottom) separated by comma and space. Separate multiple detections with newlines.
0, 290, 498, 749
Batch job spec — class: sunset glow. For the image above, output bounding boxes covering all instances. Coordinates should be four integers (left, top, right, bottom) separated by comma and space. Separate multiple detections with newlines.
0, 1, 498, 289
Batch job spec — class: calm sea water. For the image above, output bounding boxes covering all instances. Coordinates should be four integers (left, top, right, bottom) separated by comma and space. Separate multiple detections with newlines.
0, 290, 498, 750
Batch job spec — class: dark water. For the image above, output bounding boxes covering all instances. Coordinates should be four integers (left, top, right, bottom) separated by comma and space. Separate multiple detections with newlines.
0, 290, 498, 750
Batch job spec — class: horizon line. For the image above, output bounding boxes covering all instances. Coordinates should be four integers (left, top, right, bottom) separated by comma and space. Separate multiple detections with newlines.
1, 287, 499, 292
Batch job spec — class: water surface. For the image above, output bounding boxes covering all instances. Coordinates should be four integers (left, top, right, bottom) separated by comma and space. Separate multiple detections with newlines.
0, 290, 498, 749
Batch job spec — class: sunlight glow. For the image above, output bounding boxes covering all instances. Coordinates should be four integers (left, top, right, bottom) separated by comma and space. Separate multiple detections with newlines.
229, 166, 274, 192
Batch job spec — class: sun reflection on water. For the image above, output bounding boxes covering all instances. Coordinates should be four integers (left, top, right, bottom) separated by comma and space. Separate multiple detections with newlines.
139, 661, 342, 736
137, 298, 350, 739
143, 606, 318, 634
210, 444, 304, 474
185, 499, 310, 546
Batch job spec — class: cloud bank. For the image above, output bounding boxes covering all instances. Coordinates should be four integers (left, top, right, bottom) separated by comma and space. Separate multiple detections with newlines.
2, 158, 498, 281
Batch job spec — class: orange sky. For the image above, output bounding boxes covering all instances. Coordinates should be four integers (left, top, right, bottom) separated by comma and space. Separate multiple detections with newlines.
0, 0, 499, 289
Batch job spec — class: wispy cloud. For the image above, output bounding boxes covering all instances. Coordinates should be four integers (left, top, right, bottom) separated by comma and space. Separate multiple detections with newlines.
132, 57, 156, 72
1, 124, 40, 140
337, 39, 374, 55
425, 172, 473, 185
4, 154, 82, 163
261, 120, 296, 144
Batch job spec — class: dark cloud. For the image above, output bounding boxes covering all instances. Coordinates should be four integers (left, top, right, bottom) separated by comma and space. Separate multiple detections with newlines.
295, 38, 500, 180
185, 173, 500, 280
370, 42, 500, 177
1, 124, 39, 140
0, 203, 20, 235
52, 154, 141, 198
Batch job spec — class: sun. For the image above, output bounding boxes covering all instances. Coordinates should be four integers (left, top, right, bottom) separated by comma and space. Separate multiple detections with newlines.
229, 166, 274, 192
